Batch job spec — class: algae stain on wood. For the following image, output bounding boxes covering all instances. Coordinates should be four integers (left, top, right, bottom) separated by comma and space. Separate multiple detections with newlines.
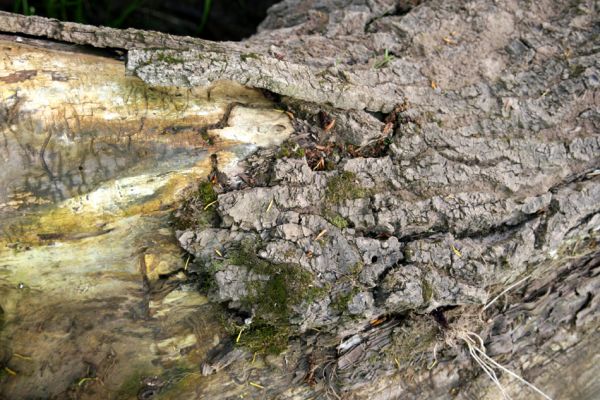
0, 39, 291, 398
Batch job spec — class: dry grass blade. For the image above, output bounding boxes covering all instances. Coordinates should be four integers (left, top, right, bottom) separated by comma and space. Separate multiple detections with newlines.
455, 330, 553, 400
483, 275, 530, 312
203, 200, 218, 210
315, 229, 328, 241
249, 381, 265, 389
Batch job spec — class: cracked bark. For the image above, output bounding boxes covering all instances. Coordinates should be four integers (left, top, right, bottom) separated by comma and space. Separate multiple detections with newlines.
1, 0, 599, 399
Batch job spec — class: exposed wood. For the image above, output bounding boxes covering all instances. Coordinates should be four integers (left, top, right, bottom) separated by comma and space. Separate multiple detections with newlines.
0, 0, 599, 398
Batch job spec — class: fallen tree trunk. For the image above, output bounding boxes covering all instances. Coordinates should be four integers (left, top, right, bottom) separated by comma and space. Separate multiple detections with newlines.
0, 0, 599, 399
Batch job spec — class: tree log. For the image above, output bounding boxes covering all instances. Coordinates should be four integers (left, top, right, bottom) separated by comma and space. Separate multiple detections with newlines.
0, 0, 598, 399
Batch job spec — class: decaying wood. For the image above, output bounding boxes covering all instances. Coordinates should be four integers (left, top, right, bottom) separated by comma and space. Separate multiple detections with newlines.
0, 11, 398, 112
0, 0, 599, 399
0, 35, 291, 400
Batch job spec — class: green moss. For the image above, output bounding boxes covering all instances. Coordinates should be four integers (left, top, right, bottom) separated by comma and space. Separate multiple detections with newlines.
240, 53, 261, 62
155, 53, 184, 64
170, 180, 220, 231
230, 241, 319, 317
309, 283, 331, 303
236, 321, 291, 355
403, 247, 414, 263
570, 64, 586, 78
200, 129, 214, 145
198, 181, 217, 204
155, 365, 197, 397
421, 279, 433, 303
249, 273, 289, 317
277, 140, 305, 159
331, 286, 360, 314
198, 259, 223, 292
115, 369, 154, 399
224, 240, 326, 354
325, 171, 369, 204
350, 262, 364, 277
329, 262, 363, 314
388, 316, 438, 370
326, 213, 349, 229
226, 239, 258, 267
283, 248, 297, 259
194, 181, 219, 228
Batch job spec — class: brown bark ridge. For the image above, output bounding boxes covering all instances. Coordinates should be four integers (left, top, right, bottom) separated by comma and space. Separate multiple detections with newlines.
1, 0, 599, 399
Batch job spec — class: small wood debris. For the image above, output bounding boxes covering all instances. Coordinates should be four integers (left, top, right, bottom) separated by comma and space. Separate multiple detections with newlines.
318, 111, 336, 132
315, 229, 328, 241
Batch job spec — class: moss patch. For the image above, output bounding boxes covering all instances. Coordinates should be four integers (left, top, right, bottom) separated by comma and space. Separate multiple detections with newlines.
196, 181, 219, 227
277, 140, 306, 159
225, 240, 326, 354
236, 321, 291, 355
388, 316, 439, 370
240, 53, 261, 62
229, 241, 324, 317
200, 128, 215, 145
331, 286, 361, 314
155, 53, 184, 64
153, 365, 199, 399
349, 262, 364, 277
198, 259, 224, 293
421, 279, 434, 303
115, 368, 156, 399
171, 180, 219, 230
325, 171, 369, 204
330, 263, 363, 314
325, 212, 349, 229
198, 181, 217, 204
570, 64, 586, 78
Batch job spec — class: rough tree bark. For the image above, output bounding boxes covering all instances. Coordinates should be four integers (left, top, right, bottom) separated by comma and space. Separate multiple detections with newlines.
0, 0, 598, 399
